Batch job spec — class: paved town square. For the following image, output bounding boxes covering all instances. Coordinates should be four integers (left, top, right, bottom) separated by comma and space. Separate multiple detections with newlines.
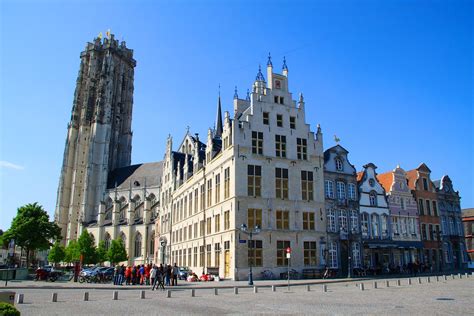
7, 276, 474, 315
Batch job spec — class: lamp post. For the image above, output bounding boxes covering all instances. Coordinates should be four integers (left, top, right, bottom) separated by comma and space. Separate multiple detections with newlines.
240, 223, 261, 285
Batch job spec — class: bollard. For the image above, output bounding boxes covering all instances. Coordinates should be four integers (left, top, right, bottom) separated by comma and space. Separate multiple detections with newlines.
140, 290, 145, 299
458, 273, 461, 279
397, 279, 401, 286
408, 278, 412, 285
113, 291, 118, 300
427, 277, 430, 283
444, 275, 447, 281
306, 285, 310, 292
191, 289, 195, 297
386, 280, 390, 288
359, 283, 364, 291
16, 294, 24, 304
465, 273, 468, 278
436, 276, 439, 282
418, 277, 422, 284
254, 286, 258, 294
272, 285, 276, 292
214, 288, 218, 296
83, 292, 89, 301
322, 285, 327, 292
166, 290, 171, 298
51, 292, 58, 303
451, 274, 454, 279
234, 287, 238, 295
373, 281, 377, 289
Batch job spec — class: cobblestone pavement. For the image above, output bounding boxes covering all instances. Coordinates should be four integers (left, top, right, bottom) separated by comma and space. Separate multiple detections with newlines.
7, 276, 474, 315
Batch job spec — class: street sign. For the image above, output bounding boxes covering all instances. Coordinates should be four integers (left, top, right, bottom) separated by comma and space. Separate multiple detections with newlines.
239, 239, 247, 244
286, 253, 291, 259
286, 247, 291, 254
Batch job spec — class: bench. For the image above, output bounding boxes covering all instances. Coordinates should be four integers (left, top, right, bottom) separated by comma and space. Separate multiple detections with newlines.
302, 268, 323, 279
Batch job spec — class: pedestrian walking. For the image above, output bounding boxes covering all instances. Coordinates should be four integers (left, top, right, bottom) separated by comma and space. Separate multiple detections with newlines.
172, 263, 179, 286
145, 264, 151, 285
139, 264, 145, 285
125, 266, 132, 285
165, 264, 171, 286
150, 265, 157, 286
118, 264, 125, 285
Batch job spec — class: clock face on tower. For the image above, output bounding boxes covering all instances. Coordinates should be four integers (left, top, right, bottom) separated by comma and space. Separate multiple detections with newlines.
275, 80, 281, 89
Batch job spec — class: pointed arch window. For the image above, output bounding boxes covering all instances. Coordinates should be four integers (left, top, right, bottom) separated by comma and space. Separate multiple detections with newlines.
104, 233, 111, 250
134, 233, 142, 258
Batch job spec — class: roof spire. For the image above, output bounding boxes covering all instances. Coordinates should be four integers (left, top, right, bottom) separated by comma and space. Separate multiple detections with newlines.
267, 52, 272, 67
282, 56, 288, 71
215, 86, 223, 138
233, 86, 239, 99
255, 65, 265, 82
246, 88, 250, 101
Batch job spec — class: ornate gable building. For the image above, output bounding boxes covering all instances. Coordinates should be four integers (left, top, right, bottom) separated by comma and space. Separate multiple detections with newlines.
377, 166, 422, 267
434, 175, 467, 270
323, 145, 362, 276
157, 56, 326, 280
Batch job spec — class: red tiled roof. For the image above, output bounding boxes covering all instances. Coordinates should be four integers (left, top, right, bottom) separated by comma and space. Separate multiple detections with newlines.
356, 171, 364, 182
406, 169, 418, 190
376, 171, 393, 193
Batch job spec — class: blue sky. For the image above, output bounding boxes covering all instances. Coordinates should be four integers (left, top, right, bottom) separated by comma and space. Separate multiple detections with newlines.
0, 0, 472, 230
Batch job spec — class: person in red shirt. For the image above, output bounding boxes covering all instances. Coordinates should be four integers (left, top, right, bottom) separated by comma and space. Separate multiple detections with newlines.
145, 264, 151, 285
125, 266, 132, 285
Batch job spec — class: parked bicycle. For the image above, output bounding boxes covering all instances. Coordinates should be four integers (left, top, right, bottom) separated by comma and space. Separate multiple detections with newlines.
261, 270, 274, 280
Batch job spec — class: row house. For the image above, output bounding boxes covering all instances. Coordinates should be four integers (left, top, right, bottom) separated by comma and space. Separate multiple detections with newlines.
434, 175, 468, 270
357, 163, 392, 271
406, 163, 442, 271
323, 145, 362, 276
377, 166, 422, 268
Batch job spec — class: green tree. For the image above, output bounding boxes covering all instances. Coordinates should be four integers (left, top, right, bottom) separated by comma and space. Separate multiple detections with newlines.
48, 241, 65, 266
1, 203, 61, 267
107, 238, 128, 265
97, 240, 108, 264
77, 230, 97, 264
64, 240, 80, 264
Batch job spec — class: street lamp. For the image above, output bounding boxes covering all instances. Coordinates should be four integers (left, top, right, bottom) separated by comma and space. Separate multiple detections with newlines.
239, 223, 261, 285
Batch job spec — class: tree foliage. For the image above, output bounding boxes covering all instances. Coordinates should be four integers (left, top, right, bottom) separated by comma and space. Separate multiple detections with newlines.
97, 240, 108, 264
77, 229, 97, 264
64, 240, 80, 263
48, 241, 65, 265
1, 203, 61, 267
107, 238, 127, 265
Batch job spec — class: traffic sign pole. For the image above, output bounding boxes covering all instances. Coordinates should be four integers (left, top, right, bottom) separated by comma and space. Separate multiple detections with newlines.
286, 247, 291, 291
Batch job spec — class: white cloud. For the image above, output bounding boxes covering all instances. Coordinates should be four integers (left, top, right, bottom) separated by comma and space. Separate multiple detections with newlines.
0, 161, 25, 170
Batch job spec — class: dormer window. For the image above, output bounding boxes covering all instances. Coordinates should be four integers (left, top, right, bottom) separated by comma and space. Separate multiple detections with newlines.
335, 158, 343, 171
369, 191, 377, 206
422, 178, 428, 191
275, 80, 281, 89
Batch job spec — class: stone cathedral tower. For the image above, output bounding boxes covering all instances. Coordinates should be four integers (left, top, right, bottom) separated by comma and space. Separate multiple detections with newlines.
55, 34, 136, 244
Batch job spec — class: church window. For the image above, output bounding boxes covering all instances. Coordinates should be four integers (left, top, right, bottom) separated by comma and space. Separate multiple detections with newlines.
134, 233, 142, 257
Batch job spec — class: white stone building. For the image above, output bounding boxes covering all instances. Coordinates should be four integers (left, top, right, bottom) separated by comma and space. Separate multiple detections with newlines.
156, 56, 326, 280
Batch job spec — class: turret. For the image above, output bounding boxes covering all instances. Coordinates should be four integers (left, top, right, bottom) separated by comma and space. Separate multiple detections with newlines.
253, 65, 266, 95
267, 53, 273, 89
282, 56, 288, 77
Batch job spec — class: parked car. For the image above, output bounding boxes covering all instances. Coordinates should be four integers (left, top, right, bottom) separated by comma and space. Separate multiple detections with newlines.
178, 267, 189, 280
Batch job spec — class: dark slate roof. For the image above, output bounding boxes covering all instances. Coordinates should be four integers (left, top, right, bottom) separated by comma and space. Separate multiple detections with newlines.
107, 161, 163, 189
212, 138, 222, 158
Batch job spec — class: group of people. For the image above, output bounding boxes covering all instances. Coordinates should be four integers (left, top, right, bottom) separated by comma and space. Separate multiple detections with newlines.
113, 263, 180, 289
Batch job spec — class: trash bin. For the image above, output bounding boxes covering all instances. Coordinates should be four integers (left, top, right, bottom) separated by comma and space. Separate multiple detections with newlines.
0, 291, 16, 305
